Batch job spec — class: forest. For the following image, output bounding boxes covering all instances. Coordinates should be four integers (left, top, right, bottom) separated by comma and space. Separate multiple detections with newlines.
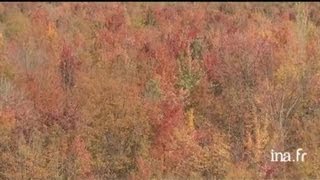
0, 2, 319, 179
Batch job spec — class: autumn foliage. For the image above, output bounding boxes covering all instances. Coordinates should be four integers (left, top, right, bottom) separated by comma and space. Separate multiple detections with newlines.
0, 2, 319, 179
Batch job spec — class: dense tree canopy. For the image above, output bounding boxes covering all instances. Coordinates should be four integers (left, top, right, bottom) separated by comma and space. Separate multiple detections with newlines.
0, 2, 319, 179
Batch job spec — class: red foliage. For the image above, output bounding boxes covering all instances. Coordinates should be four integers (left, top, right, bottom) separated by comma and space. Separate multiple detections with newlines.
149, 94, 184, 162
72, 135, 94, 179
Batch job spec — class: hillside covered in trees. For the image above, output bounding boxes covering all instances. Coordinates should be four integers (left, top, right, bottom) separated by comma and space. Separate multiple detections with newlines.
0, 2, 319, 179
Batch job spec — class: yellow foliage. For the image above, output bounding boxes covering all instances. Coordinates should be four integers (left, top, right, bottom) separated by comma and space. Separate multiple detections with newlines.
254, 117, 270, 162
0, 110, 16, 130
275, 63, 300, 85
47, 22, 58, 41
258, 29, 273, 41
0, 32, 3, 48
186, 108, 195, 130
4, 11, 31, 39
225, 163, 256, 179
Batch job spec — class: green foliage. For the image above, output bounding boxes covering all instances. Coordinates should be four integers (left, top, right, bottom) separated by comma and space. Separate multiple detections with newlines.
178, 70, 201, 91
131, 9, 156, 28
177, 52, 202, 91
0, 63, 14, 81
143, 9, 156, 26
4, 11, 30, 39
209, 80, 223, 96
144, 79, 162, 101
191, 39, 203, 60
